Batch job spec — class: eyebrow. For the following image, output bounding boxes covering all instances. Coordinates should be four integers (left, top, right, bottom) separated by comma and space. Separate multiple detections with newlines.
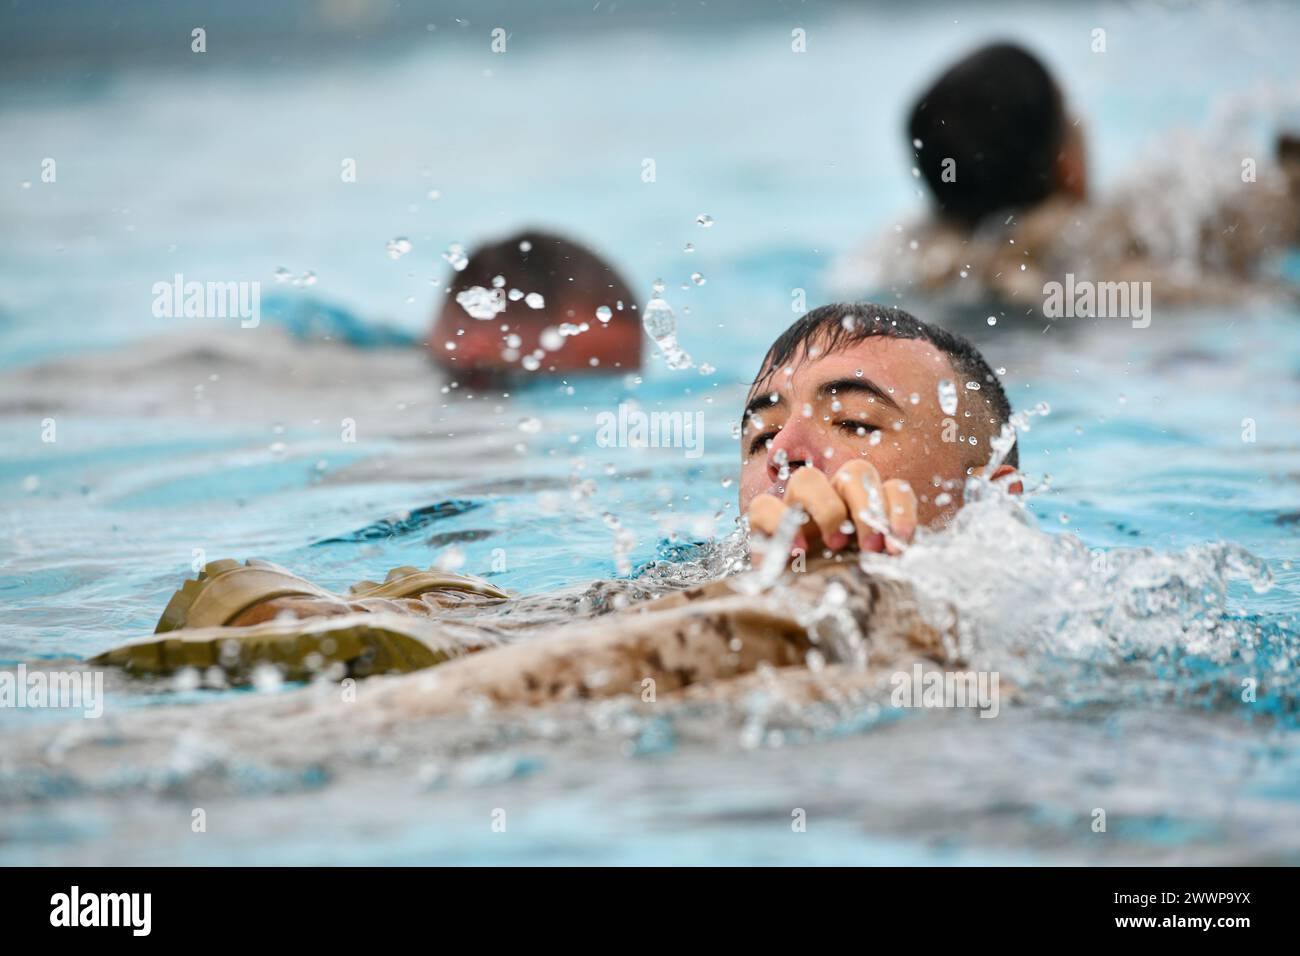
741, 376, 902, 432
815, 377, 902, 412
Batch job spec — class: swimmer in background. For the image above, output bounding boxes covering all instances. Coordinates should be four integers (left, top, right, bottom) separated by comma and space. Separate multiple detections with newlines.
429, 230, 642, 386
830, 42, 1300, 309
94, 303, 1021, 715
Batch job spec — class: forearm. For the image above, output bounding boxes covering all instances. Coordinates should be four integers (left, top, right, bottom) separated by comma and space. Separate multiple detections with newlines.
366, 561, 949, 716
370, 597, 807, 713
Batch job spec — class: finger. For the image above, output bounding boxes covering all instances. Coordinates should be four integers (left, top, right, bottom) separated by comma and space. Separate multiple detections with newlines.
832, 459, 887, 552
746, 493, 788, 538
746, 494, 807, 562
785, 466, 850, 551
882, 479, 918, 554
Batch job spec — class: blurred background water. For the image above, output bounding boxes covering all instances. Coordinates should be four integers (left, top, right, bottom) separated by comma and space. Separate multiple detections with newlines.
1, 0, 1299, 864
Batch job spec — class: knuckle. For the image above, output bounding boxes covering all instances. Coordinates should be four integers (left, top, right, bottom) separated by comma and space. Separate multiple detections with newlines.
787, 466, 821, 492
839, 459, 876, 478
884, 478, 916, 501
835, 459, 880, 488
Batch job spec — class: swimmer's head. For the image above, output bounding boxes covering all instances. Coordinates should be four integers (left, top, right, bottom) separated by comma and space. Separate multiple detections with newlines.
740, 303, 1019, 528
909, 42, 1086, 227
1278, 133, 1300, 191
429, 230, 641, 383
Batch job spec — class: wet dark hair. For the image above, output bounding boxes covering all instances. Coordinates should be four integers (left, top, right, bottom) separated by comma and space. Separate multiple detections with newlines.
446, 229, 634, 323
753, 302, 1018, 469
908, 42, 1065, 227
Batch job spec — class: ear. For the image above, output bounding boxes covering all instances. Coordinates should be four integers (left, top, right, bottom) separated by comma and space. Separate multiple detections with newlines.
989, 464, 1023, 495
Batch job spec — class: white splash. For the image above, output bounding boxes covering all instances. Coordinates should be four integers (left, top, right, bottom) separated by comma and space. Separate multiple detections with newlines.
642, 281, 693, 370
455, 286, 506, 320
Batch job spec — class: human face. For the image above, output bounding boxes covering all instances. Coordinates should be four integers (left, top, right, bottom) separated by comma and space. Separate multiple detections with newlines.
739, 336, 979, 528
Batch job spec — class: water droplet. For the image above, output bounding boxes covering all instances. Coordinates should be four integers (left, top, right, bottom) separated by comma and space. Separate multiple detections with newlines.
519, 240, 533, 252
695, 214, 714, 228
273, 267, 292, 283
455, 285, 506, 320
965, 381, 981, 391
518, 417, 542, 433
442, 243, 468, 270
435, 546, 466, 571
427, 189, 442, 200
987, 315, 997, 326
251, 664, 283, 693
539, 327, 563, 351
684, 242, 695, 253
386, 237, 413, 260
690, 272, 706, 286
642, 296, 674, 340
524, 292, 545, 309
641, 291, 693, 370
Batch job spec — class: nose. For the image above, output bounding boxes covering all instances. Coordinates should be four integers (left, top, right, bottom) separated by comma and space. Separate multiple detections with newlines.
765, 418, 818, 483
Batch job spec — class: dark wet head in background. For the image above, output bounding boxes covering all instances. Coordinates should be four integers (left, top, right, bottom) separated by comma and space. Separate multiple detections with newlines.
908, 42, 1066, 227
430, 229, 641, 381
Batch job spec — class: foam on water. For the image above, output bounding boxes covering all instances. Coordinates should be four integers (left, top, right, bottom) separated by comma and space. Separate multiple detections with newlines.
875, 484, 1288, 711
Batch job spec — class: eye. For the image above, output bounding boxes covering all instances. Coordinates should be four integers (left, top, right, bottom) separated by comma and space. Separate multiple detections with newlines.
747, 430, 777, 455
834, 420, 878, 437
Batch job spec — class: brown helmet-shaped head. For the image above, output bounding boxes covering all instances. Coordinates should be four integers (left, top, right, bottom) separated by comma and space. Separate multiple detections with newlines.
428, 230, 641, 383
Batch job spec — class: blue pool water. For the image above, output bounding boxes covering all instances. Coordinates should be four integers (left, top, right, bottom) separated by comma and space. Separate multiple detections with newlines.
1, 0, 1299, 864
